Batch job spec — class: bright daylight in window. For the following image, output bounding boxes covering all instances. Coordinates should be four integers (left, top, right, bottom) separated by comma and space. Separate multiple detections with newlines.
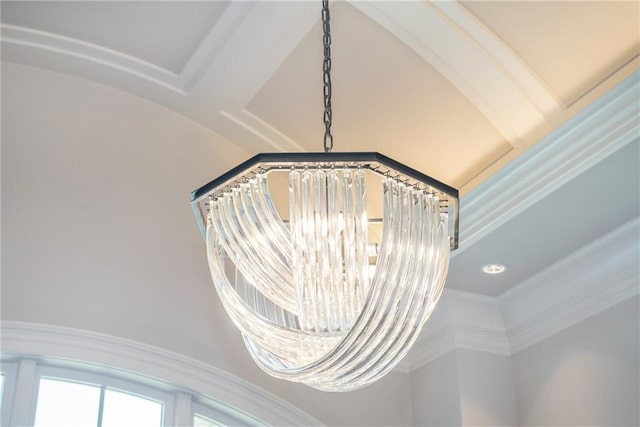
34, 378, 162, 427
0, 360, 260, 427
0, 374, 5, 410
194, 414, 225, 427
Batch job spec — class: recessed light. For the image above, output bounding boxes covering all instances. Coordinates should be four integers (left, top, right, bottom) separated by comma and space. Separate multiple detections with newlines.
482, 263, 507, 274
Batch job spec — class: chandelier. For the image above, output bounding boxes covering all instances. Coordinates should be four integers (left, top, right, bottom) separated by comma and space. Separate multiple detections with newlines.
191, 1, 459, 392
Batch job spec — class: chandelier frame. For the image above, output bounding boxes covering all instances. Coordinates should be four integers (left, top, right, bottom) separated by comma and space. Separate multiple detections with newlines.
191, 151, 459, 250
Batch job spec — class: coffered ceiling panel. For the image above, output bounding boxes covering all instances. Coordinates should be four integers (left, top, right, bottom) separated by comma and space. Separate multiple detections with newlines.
462, 1, 640, 107
1, 1, 229, 73
247, 1, 511, 189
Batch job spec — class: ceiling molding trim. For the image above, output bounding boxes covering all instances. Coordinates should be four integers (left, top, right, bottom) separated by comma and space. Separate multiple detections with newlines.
459, 71, 640, 253
444, 290, 510, 358
219, 109, 305, 152
1, 3, 255, 98
212, 1, 318, 109
406, 289, 509, 370
406, 217, 638, 369
347, 0, 551, 146
452, 325, 511, 357
404, 325, 456, 371
174, 2, 256, 93
0, 321, 322, 426
204, 1, 318, 153
429, 1, 562, 115
507, 267, 638, 355
0, 24, 187, 95
500, 217, 640, 354
405, 324, 510, 372
220, 108, 305, 152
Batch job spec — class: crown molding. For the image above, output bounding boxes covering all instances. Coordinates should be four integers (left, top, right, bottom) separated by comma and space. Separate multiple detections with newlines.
406, 290, 509, 370
348, 0, 554, 147
500, 217, 640, 354
219, 109, 305, 152
453, 325, 511, 357
0, 24, 186, 94
404, 217, 639, 370
459, 72, 639, 253
213, 2, 318, 153
0, 3, 254, 97
176, 2, 256, 93
429, 1, 561, 116
406, 323, 511, 372
506, 268, 638, 355
404, 325, 456, 371
0, 321, 322, 426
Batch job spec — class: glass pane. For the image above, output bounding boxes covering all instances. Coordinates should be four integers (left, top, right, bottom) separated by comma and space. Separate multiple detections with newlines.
101, 388, 162, 427
34, 378, 101, 427
194, 414, 225, 427
0, 374, 5, 411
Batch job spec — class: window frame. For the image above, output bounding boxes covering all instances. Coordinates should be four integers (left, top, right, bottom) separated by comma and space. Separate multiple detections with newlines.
192, 399, 261, 427
0, 361, 18, 426
0, 355, 282, 427
32, 365, 175, 427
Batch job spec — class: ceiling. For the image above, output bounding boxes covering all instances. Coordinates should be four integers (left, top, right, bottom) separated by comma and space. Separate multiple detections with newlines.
1, 0, 638, 296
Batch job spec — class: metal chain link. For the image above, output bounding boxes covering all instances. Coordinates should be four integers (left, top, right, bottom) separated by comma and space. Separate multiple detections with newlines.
322, 0, 334, 153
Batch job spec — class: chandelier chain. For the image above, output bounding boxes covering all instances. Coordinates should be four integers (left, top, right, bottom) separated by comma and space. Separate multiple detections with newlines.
322, 0, 333, 153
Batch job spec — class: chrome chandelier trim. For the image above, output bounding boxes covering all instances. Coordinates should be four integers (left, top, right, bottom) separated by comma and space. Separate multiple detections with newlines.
191, 153, 458, 391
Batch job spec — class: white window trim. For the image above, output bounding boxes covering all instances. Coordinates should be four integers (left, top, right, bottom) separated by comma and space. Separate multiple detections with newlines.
192, 398, 262, 427
34, 365, 176, 427
1, 358, 263, 427
1, 361, 19, 426
1, 321, 321, 426
2, 357, 268, 427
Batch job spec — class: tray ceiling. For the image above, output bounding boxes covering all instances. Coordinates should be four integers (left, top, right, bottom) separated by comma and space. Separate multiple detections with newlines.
463, 0, 640, 106
2, 1, 637, 194
247, 1, 512, 188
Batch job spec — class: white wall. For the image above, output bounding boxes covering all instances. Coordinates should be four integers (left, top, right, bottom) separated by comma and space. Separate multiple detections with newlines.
411, 350, 462, 426
1, 63, 414, 426
511, 297, 639, 426
456, 350, 517, 426
260, 372, 413, 427
411, 349, 517, 427
1, 62, 249, 369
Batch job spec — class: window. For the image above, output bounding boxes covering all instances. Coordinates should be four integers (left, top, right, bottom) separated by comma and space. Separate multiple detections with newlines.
191, 400, 258, 427
0, 359, 258, 426
0, 373, 5, 405
34, 379, 101, 427
194, 414, 224, 427
33, 377, 164, 427
101, 388, 163, 427
1, 361, 18, 427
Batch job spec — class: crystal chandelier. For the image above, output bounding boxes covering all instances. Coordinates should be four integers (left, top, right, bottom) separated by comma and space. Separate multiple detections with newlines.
191, 1, 459, 392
